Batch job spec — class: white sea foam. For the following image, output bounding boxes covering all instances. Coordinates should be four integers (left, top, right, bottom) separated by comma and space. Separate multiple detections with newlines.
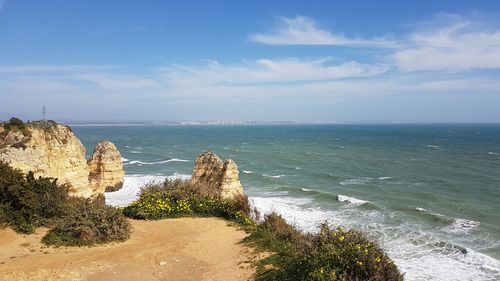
416, 207, 428, 212
426, 144, 441, 150
125, 158, 190, 165
130, 150, 142, 154
250, 196, 500, 281
337, 194, 369, 205
488, 151, 498, 155
262, 174, 285, 179
242, 170, 253, 174
301, 188, 313, 192
295, 167, 302, 170
378, 176, 393, 180
105, 174, 166, 207
445, 219, 481, 234
121, 157, 129, 162
340, 177, 372, 185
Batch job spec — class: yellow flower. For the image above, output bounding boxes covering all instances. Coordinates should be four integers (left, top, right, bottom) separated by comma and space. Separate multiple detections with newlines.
339, 236, 345, 241
357, 261, 363, 266
375, 257, 381, 263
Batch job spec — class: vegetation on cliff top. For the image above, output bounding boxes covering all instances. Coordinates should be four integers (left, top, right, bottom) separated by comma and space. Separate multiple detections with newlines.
123, 179, 254, 226
245, 213, 404, 281
124, 178, 403, 280
0, 162, 130, 246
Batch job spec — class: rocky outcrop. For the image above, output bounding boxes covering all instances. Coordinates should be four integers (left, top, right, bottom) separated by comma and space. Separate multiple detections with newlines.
0, 120, 125, 201
0, 121, 94, 198
88, 141, 125, 193
190, 152, 244, 200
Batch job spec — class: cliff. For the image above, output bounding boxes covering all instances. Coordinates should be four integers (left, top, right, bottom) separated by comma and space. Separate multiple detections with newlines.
191, 152, 244, 200
88, 141, 125, 193
0, 119, 124, 201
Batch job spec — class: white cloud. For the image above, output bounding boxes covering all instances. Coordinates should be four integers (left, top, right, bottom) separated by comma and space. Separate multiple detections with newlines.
249, 16, 393, 47
393, 14, 500, 71
163, 57, 388, 87
68, 73, 159, 90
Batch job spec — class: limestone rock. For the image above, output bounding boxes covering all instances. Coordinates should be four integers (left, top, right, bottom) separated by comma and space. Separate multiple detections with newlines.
0, 120, 126, 202
0, 121, 94, 198
220, 159, 244, 199
88, 141, 125, 193
191, 152, 244, 200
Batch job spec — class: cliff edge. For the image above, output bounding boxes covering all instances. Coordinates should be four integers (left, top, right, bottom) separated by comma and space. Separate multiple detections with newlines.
0, 119, 124, 201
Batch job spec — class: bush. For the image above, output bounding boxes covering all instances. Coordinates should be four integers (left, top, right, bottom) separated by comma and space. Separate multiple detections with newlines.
123, 179, 254, 226
0, 162, 68, 233
42, 200, 131, 246
0, 162, 131, 247
7, 117, 24, 127
245, 213, 403, 281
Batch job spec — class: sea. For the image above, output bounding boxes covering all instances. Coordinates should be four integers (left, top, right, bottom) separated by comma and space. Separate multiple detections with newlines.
72, 124, 500, 281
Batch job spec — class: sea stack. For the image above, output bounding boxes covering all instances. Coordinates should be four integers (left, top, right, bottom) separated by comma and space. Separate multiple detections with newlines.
88, 141, 125, 193
191, 151, 244, 200
0, 119, 124, 202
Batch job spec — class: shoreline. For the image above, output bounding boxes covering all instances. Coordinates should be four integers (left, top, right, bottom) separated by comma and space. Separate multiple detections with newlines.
0, 218, 256, 281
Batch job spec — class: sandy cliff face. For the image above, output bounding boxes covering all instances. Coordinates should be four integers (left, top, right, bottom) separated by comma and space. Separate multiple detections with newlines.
88, 141, 125, 194
191, 152, 244, 200
0, 121, 93, 198
0, 121, 125, 201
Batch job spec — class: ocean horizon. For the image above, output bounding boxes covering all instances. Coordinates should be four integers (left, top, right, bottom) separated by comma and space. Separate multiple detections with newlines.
72, 123, 500, 281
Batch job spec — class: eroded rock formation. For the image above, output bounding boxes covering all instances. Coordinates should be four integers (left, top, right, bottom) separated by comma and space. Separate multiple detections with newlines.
0, 120, 125, 201
0, 121, 94, 198
191, 151, 244, 200
88, 141, 125, 193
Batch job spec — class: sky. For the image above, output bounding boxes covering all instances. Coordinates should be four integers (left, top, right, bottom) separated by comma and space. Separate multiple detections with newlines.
1, 0, 500, 122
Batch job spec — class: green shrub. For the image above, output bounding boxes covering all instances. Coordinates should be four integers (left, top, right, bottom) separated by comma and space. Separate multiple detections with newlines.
42, 200, 131, 246
6, 117, 25, 128
245, 213, 403, 281
0, 162, 68, 233
123, 179, 254, 226
0, 161, 131, 247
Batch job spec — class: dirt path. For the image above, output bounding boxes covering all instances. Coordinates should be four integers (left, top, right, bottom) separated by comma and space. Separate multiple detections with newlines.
0, 218, 256, 281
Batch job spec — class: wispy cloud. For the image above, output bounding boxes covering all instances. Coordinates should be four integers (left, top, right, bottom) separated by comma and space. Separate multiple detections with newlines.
163, 57, 388, 87
393, 14, 500, 71
249, 16, 394, 47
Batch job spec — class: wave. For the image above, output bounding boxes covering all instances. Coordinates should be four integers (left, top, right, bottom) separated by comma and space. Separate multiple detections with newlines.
125, 158, 190, 165
121, 157, 129, 162
378, 176, 393, 180
242, 170, 253, 174
250, 196, 500, 281
130, 150, 142, 154
337, 194, 370, 205
301, 188, 314, 192
425, 144, 441, 150
340, 177, 373, 185
262, 174, 286, 179
488, 151, 498, 155
415, 207, 480, 234
445, 219, 481, 234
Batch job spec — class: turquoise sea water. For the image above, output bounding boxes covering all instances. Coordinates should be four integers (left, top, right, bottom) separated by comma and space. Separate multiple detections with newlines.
73, 124, 500, 281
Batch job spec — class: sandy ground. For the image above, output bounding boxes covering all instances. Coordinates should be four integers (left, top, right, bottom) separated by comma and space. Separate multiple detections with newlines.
0, 218, 257, 281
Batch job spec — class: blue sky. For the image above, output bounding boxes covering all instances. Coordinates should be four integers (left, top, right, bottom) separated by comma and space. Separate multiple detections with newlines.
1, 0, 500, 122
